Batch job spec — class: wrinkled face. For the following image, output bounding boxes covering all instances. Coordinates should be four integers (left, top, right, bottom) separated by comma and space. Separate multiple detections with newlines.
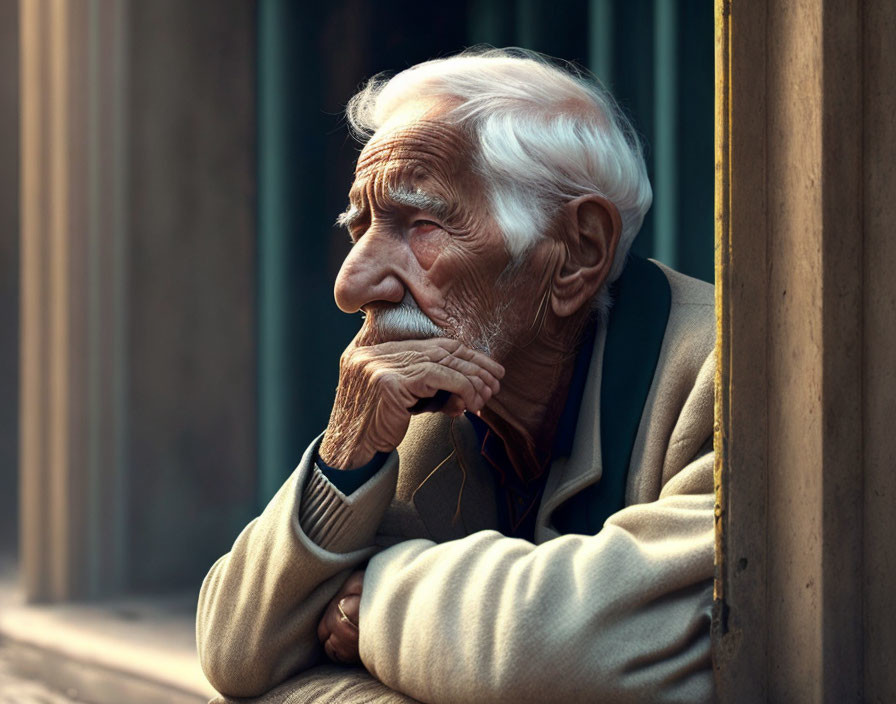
334, 115, 543, 358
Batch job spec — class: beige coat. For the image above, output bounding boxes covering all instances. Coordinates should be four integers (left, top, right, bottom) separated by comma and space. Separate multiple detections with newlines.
197, 262, 716, 704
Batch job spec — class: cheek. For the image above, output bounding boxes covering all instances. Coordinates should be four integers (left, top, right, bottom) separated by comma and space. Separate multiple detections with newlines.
409, 229, 451, 271
417, 238, 509, 306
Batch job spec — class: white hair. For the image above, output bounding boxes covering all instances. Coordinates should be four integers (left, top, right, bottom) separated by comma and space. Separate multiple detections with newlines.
345, 47, 653, 315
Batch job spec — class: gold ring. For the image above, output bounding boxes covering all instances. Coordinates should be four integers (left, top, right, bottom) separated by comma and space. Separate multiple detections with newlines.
336, 599, 359, 630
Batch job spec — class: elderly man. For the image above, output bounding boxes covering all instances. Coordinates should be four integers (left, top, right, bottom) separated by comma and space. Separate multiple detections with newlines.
198, 48, 715, 704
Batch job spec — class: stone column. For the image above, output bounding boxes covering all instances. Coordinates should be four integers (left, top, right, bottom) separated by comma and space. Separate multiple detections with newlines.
0, 0, 20, 556
19, 0, 130, 601
714, 0, 896, 701
19, 0, 258, 599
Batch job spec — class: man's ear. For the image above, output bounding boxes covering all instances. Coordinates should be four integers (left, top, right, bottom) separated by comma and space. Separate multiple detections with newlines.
550, 194, 621, 318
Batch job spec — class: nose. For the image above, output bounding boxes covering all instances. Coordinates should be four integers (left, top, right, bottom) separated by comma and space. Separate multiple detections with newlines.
334, 228, 407, 313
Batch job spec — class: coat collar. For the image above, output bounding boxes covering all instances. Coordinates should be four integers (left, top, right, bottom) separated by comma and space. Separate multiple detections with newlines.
540, 255, 672, 535
409, 255, 672, 541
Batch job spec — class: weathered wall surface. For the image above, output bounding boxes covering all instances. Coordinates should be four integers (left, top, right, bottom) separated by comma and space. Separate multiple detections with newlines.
715, 0, 896, 701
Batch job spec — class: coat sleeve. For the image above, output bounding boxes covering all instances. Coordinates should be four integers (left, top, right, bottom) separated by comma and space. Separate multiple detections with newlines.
196, 435, 399, 698
357, 356, 716, 704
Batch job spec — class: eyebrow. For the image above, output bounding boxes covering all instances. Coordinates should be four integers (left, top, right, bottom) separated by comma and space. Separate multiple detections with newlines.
335, 186, 451, 233
335, 204, 361, 229
386, 186, 451, 220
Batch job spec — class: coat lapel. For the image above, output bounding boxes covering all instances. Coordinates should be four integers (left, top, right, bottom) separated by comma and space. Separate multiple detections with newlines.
536, 322, 607, 537
539, 255, 672, 538
399, 413, 499, 542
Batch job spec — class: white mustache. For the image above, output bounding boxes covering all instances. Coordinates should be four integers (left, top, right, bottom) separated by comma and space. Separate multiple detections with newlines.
364, 292, 445, 340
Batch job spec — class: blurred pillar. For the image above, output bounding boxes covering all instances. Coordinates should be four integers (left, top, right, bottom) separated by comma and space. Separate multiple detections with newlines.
468, 0, 515, 46
651, 0, 677, 269
257, 1, 361, 505
125, 0, 257, 593
587, 0, 614, 84
0, 0, 20, 557
257, 0, 330, 504
673, 1, 714, 283
19, 0, 129, 601
610, 0, 656, 260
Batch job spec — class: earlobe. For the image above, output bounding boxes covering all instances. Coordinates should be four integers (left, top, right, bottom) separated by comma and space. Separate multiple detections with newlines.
549, 195, 621, 318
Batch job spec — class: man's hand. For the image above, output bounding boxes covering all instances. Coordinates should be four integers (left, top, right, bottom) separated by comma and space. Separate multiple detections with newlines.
317, 570, 364, 665
318, 337, 504, 468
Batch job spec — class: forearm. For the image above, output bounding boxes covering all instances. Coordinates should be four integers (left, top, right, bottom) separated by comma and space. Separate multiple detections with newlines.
359, 479, 714, 704
197, 436, 399, 698
198, 332, 503, 697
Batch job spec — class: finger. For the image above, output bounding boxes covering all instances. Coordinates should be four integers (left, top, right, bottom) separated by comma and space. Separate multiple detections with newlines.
317, 612, 331, 643
323, 637, 340, 663
341, 570, 365, 597
325, 631, 360, 665
438, 341, 506, 381
359, 338, 448, 356
440, 367, 488, 412
440, 394, 466, 417
370, 338, 505, 380
359, 339, 503, 399
408, 363, 486, 413
320, 600, 344, 642
359, 343, 493, 413
422, 343, 503, 398
432, 352, 502, 396
332, 616, 360, 653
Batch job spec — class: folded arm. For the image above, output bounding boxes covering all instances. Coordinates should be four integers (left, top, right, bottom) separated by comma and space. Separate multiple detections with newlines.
197, 337, 503, 698
196, 437, 399, 698
359, 450, 715, 704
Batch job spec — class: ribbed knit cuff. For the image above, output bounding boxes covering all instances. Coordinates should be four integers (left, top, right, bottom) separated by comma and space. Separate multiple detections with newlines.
299, 454, 398, 553
316, 451, 389, 495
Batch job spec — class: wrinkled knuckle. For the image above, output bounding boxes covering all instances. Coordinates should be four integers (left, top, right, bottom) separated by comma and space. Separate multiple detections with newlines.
340, 346, 363, 370
370, 368, 400, 392
396, 350, 421, 366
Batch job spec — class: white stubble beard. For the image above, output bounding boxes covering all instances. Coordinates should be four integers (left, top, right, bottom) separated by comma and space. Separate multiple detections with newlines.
364, 290, 507, 358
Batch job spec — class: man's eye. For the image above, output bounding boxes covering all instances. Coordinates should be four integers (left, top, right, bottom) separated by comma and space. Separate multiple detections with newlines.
411, 220, 440, 234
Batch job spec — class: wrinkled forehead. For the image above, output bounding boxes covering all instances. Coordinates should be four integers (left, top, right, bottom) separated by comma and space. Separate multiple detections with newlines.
351, 118, 475, 196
